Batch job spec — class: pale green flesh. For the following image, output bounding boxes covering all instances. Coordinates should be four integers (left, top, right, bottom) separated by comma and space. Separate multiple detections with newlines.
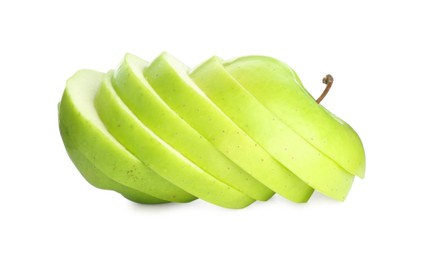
112, 54, 273, 201
224, 56, 365, 178
94, 72, 255, 209
63, 146, 167, 204
58, 70, 195, 203
143, 53, 314, 203
191, 57, 354, 201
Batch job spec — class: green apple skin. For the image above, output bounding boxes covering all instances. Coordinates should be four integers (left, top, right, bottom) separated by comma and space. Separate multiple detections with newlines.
111, 53, 274, 201
63, 146, 167, 204
58, 70, 196, 203
143, 52, 314, 203
94, 72, 255, 209
224, 56, 365, 178
191, 57, 354, 201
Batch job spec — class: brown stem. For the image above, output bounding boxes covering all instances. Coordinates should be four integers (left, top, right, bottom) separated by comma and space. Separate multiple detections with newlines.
316, 74, 333, 104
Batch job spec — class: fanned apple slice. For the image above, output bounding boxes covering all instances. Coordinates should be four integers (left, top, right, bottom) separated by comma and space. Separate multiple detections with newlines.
58, 70, 195, 203
143, 52, 314, 203
95, 72, 255, 209
111, 54, 274, 201
191, 57, 354, 201
224, 56, 365, 178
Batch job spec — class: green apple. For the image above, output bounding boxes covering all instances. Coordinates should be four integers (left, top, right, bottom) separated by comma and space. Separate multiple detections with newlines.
191, 57, 354, 201
143, 52, 314, 203
58, 70, 196, 203
59, 53, 365, 207
111, 53, 274, 201
94, 71, 255, 209
224, 56, 365, 178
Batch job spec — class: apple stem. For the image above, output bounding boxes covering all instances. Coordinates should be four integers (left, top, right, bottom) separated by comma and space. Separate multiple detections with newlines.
316, 74, 333, 104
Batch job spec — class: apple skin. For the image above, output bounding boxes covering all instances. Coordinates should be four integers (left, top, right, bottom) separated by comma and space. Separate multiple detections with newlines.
94, 72, 255, 209
144, 53, 314, 203
58, 70, 196, 203
224, 56, 365, 178
63, 146, 167, 204
111, 53, 274, 201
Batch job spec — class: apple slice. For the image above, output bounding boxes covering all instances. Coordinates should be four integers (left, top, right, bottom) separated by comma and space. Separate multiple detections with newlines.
143, 52, 314, 203
190, 57, 354, 201
58, 70, 195, 203
224, 56, 365, 178
94, 72, 255, 209
111, 53, 274, 201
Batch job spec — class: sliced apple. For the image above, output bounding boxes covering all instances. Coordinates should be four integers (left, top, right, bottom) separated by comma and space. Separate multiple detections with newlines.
58, 70, 195, 203
224, 56, 365, 178
190, 57, 354, 201
111, 53, 274, 201
94, 72, 255, 209
59, 53, 366, 207
143, 52, 314, 203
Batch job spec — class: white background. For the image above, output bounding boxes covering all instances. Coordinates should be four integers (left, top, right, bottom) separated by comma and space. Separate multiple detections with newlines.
1, 0, 422, 259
